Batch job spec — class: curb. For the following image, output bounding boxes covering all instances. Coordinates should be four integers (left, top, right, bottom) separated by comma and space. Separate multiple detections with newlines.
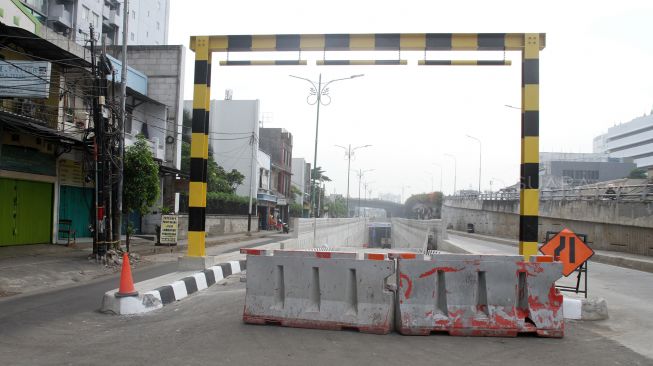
441, 238, 609, 321
446, 230, 653, 274
101, 259, 246, 315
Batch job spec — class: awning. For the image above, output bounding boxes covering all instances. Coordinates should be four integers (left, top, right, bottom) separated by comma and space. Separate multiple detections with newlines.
0, 109, 83, 146
0, 23, 92, 68
158, 163, 188, 179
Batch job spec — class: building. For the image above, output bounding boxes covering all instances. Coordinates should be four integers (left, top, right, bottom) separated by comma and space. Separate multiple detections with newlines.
13, 0, 169, 46
594, 112, 653, 170
0, 9, 182, 245
107, 45, 186, 218
291, 158, 311, 216
184, 99, 278, 228
539, 152, 635, 188
259, 128, 293, 222
1, 18, 93, 245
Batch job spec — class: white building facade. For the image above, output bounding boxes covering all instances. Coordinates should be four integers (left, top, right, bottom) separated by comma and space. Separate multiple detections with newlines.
595, 113, 653, 169
17, 0, 169, 46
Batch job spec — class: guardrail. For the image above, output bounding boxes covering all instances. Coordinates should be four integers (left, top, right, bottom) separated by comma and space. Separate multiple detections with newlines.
448, 183, 653, 202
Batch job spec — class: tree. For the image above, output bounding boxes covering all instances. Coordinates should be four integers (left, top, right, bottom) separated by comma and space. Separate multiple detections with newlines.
124, 135, 160, 249
325, 196, 348, 218
628, 168, 648, 179
181, 141, 245, 195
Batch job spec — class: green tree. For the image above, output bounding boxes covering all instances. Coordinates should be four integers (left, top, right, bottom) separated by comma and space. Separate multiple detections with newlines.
181, 141, 245, 194
124, 135, 160, 248
326, 196, 348, 218
628, 168, 648, 179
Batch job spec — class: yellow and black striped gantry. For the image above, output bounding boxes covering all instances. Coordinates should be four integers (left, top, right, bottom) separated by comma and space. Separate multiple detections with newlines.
187, 33, 545, 259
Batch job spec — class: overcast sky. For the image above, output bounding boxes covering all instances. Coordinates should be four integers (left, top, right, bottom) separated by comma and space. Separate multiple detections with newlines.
168, 0, 653, 200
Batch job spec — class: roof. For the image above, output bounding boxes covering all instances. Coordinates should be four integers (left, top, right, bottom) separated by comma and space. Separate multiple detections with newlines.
0, 109, 83, 145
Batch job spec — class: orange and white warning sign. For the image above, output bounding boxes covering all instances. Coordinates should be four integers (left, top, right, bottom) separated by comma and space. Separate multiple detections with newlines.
540, 228, 594, 276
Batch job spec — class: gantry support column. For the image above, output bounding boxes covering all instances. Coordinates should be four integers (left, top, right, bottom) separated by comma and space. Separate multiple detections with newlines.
519, 33, 540, 259
187, 36, 211, 257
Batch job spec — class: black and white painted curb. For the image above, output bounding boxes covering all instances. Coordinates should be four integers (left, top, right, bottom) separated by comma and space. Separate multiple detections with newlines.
101, 260, 246, 315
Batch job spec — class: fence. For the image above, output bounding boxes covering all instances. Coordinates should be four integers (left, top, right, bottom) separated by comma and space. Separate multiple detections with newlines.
449, 183, 653, 202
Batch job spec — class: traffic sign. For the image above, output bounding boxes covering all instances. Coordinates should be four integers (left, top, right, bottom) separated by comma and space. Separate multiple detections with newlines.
540, 228, 594, 276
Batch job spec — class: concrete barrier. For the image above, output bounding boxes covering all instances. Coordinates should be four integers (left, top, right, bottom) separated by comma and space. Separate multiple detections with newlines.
242, 249, 395, 334
396, 253, 564, 337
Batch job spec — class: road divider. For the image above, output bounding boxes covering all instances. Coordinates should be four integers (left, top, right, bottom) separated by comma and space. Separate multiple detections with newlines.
396, 254, 564, 337
242, 249, 395, 334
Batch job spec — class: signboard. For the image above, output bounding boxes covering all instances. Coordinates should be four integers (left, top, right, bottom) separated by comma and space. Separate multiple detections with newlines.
159, 215, 178, 244
59, 159, 87, 187
540, 228, 594, 276
0, 60, 52, 98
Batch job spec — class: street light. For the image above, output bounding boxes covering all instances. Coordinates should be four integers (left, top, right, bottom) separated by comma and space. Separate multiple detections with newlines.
444, 153, 457, 195
290, 73, 364, 243
356, 168, 374, 216
401, 184, 411, 204
466, 134, 482, 195
432, 163, 443, 192
335, 144, 372, 217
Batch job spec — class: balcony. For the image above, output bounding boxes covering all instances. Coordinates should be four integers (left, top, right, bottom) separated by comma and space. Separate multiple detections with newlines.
48, 3, 72, 29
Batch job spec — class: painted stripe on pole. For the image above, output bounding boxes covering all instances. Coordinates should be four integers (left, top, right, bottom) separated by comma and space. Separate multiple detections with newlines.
191, 33, 546, 52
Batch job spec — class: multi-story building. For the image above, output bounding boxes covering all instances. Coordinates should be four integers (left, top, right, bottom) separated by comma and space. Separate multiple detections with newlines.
14, 0, 169, 46
539, 152, 635, 188
259, 128, 293, 222
594, 112, 653, 170
0, 10, 181, 245
185, 99, 277, 228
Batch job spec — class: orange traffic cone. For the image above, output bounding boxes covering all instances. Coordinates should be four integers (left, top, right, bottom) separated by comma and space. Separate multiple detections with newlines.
115, 252, 138, 297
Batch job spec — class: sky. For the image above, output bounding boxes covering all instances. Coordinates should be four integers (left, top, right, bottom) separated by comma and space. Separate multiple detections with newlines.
167, 0, 653, 200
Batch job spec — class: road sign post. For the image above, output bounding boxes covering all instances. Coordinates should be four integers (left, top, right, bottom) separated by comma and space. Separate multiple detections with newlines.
540, 229, 594, 298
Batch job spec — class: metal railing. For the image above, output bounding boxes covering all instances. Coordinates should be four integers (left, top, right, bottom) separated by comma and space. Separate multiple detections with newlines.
448, 183, 653, 202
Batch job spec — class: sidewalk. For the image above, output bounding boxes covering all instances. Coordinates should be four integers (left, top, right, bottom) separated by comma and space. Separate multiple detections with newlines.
0, 230, 276, 299
447, 230, 653, 273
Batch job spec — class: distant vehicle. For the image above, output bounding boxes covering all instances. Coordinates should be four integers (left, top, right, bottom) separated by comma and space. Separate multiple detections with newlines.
368, 222, 391, 248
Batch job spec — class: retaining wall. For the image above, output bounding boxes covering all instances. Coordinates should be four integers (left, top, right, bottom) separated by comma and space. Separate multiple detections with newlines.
282, 218, 368, 249
390, 218, 446, 250
443, 199, 653, 256
177, 214, 257, 240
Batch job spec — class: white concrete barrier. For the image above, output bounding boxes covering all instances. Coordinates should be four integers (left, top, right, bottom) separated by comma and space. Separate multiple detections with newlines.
242, 249, 395, 334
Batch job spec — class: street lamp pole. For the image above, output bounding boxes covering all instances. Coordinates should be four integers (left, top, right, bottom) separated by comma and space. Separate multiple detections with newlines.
336, 144, 371, 217
466, 134, 482, 195
432, 163, 443, 192
356, 168, 374, 216
444, 154, 457, 195
290, 73, 364, 244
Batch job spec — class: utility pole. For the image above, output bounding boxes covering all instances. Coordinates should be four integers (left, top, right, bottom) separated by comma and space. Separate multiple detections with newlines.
114, 0, 129, 250
90, 24, 107, 258
247, 131, 256, 234
335, 144, 371, 217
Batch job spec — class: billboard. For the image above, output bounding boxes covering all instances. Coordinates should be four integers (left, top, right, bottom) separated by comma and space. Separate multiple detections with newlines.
0, 60, 52, 98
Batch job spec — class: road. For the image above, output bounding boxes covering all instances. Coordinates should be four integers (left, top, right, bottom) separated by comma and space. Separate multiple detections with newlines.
0, 234, 650, 365
0, 236, 280, 335
446, 233, 653, 360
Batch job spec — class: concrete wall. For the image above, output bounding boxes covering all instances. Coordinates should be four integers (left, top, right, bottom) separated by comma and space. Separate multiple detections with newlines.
177, 214, 258, 239
284, 218, 368, 249
390, 218, 446, 250
443, 198, 653, 256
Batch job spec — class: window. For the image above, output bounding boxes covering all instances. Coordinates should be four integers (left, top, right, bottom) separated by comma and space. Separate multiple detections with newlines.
130, 32, 134, 41
146, 31, 149, 38
81, 6, 89, 22
125, 114, 133, 135
92, 12, 99, 30
156, 21, 160, 30
132, 10, 135, 19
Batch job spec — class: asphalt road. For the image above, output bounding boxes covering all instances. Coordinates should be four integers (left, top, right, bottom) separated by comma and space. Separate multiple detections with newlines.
0, 272, 650, 366
0, 236, 280, 334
